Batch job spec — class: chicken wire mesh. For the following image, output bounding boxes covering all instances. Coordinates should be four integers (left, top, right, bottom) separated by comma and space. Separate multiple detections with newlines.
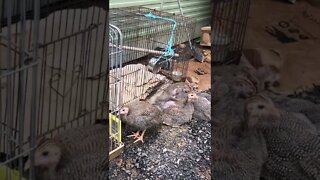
0, 0, 108, 179
211, 0, 251, 64
109, 6, 197, 64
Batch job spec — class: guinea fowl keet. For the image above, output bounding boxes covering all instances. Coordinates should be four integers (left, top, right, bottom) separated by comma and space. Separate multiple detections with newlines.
119, 101, 162, 143
148, 82, 191, 107
24, 124, 108, 180
189, 92, 211, 121
245, 94, 320, 180
212, 114, 268, 180
161, 93, 196, 127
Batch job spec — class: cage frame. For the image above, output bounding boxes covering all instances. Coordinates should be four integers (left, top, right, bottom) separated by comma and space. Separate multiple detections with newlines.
0, 1, 108, 179
108, 23, 124, 161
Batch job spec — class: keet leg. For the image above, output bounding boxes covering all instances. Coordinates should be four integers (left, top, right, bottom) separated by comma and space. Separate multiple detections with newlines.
127, 131, 140, 140
133, 130, 146, 143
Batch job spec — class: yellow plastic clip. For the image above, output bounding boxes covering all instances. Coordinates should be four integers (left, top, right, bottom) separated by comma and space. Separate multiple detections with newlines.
109, 113, 122, 142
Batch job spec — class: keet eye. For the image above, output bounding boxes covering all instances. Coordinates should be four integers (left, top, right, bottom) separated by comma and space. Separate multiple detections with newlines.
258, 105, 264, 109
42, 151, 49, 156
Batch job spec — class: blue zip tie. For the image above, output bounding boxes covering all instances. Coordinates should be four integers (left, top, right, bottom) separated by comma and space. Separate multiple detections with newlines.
144, 12, 176, 57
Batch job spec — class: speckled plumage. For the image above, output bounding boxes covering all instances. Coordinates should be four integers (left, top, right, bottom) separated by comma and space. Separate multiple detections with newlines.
213, 81, 230, 104
213, 94, 247, 124
148, 82, 190, 107
231, 74, 259, 98
268, 93, 316, 112
53, 154, 107, 180
298, 106, 320, 132
55, 124, 107, 156
191, 93, 211, 121
213, 119, 268, 180
245, 94, 320, 180
24, 124, 108, 180
213, 109, 267, 180
163, 82, 191, 97
120, 101, 162, 131
261, 153, 310, 180
267, 93, 320, 133
198, 92, 211, 101
161, 94, 195, 127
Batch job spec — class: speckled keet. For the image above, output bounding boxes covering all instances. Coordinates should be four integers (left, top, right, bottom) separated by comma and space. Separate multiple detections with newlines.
161, 93, 196, 127
189, 92, 211, 121
119, 101, 163, 143
24, 124, 107, 180
148, 82, 191, 108
245, 94, 320, 179
212, 115, 268, 180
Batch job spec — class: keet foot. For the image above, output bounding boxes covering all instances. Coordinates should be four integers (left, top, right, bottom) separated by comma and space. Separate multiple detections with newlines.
133, 130, 146, 143
127, 131, 140, 140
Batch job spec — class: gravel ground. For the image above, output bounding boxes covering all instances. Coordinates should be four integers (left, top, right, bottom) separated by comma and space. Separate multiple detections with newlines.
109, 117, 211, 180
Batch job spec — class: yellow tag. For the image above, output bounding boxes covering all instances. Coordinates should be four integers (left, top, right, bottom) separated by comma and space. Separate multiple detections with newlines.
0, 165, 26, 180
109, 113, 122, 142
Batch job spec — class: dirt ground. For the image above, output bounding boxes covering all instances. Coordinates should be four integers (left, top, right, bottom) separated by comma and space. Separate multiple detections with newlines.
244, 0, 320, 94
186, 47, 212, 92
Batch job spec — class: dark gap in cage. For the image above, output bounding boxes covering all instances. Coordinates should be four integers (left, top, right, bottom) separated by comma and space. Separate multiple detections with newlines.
211, 0, 251, 64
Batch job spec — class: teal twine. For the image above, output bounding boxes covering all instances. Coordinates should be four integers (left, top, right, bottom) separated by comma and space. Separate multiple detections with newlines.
144, 12, 176, 57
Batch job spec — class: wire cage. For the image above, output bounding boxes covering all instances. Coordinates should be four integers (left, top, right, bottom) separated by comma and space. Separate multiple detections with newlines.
108, 24, 124, 160
108, 6, 196, 103
211, 0, 251, 64
0, 0, 108, 179
109, 6, 197, 64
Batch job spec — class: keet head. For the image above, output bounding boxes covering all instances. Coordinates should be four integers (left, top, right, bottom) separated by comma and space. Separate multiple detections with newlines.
119, 106, 129, 114
119, 106, 129, 120
256, 65, 280, 90
244, 93, 280, 129
24, 139, 61, 172
233, 75, 257, 98
187, 93, 198, 102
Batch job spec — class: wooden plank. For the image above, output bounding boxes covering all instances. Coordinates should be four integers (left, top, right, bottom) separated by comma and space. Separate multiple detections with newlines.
109, 143, 124, 161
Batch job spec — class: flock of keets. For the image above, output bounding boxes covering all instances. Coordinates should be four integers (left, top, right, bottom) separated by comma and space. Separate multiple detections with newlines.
16, 50, 320, 179
20, 73, 211, 179
213, 54, 320, 180
119, 81, 211, 143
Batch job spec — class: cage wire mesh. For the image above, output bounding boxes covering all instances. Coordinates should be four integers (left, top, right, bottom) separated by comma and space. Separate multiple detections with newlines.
108, 6, 196, 106
0, 0, 108, 179
109, 24, 124, 156
211, 0, 251, 64
109, 6, 197, 64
